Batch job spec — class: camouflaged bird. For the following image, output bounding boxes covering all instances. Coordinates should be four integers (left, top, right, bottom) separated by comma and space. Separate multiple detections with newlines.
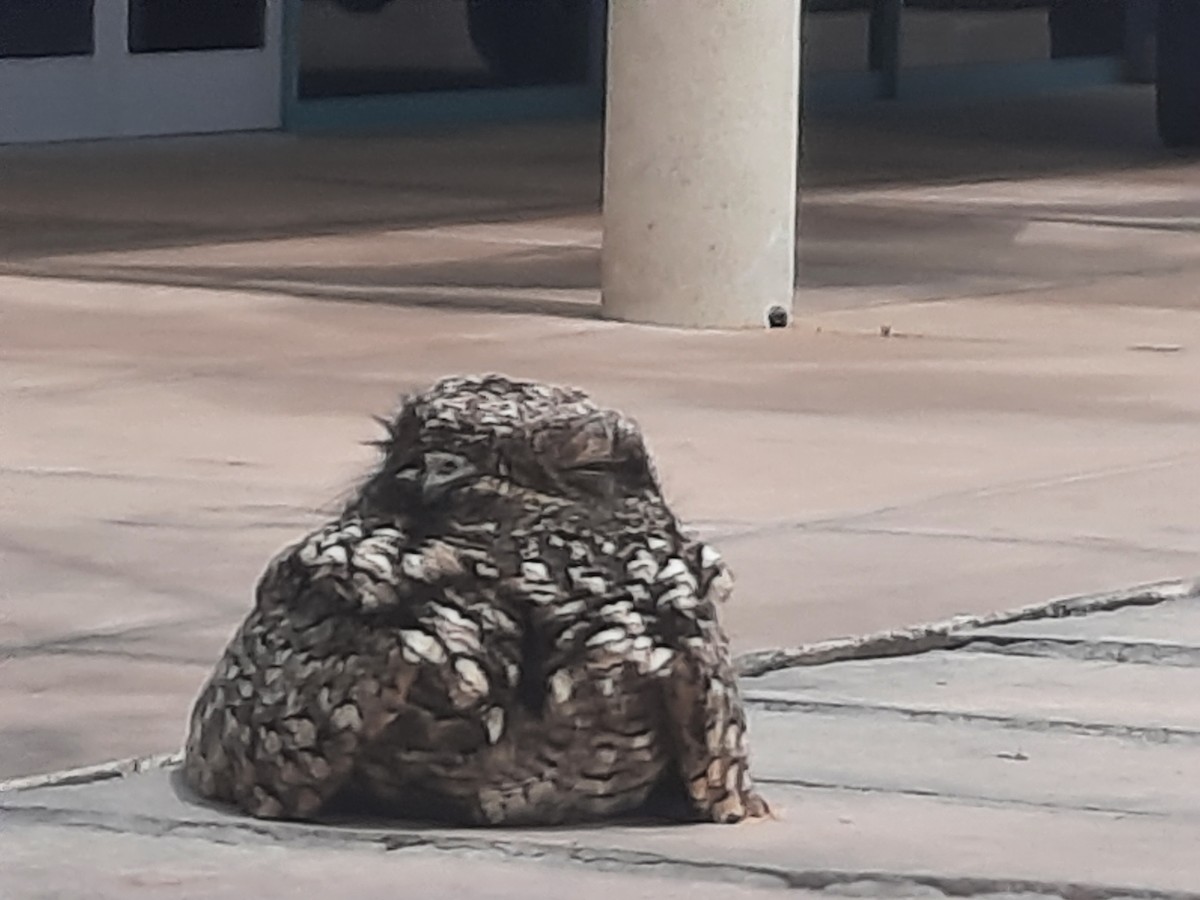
182, 374, 769, 826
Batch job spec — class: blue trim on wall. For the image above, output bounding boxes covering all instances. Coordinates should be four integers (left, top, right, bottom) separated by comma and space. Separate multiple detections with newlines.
286, 85, 599, 133
804, 71, 885, 113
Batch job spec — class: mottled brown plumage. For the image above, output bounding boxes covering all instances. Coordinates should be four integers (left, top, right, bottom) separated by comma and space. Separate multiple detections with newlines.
183, 374, 768, 826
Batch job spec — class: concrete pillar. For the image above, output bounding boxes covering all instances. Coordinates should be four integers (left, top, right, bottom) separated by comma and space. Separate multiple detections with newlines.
601, 0, 802, 330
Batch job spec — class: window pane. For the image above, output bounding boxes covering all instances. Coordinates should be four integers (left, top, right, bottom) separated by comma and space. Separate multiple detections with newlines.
1048, 0, 1124, 58
901, 0, 1124, 66
0, 0, 94, 59
805, 2, 871, 75
128, 0, 266, 54
902, 1, 1051, 67
298, 0, 591, 100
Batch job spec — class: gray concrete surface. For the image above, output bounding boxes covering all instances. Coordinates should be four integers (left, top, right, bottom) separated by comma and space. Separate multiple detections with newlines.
2, 83, 1200, 798
4, 585, 1200, 899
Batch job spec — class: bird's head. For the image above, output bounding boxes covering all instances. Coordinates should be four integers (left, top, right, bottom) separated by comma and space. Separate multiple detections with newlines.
397, 449, 481, 504
512, 408, 661, 500
351, 374, 664, 516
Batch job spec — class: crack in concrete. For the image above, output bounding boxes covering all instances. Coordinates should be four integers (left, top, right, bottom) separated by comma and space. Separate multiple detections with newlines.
1, 803, 1195, 900
0, 613, 235, 662
0, 532, 225, 607
100, 516, 312, 533
957, 637, 1200, 668
736, 577, 1199, 677
745, 697, 1200, 745
0, 752, 181, 794
753, 776, 1172, 822
0, 463, 268, 487
707, 453, 1200, 547
813, 524, 1196, 559
0, 642, 215, 667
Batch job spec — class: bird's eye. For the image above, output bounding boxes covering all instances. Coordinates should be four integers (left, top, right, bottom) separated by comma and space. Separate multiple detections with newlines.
562, 463, 617, 497
568, 463, 611, 477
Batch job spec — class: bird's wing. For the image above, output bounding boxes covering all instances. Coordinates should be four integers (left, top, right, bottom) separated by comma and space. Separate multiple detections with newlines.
655, 536, 769, 822
183, 518, 520, 820
492, 515, 764, 824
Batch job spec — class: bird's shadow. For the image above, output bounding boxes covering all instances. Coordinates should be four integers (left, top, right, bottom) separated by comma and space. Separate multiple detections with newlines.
169, 766, 701, 835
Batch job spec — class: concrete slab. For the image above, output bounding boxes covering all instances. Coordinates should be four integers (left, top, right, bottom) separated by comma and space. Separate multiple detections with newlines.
0, 540, 208, 650
4, 767, 1199, 897
0, 824, 802, 900
746, 650, 1200, 733
714, 528, 1192, 649
0, 655, 202, 780
748, 708, 1200, 818
842, 455, 1200, 557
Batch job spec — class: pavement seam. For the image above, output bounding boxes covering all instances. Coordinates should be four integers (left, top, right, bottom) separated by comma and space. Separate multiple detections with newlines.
753, 776, 1177, 821
955, 636, 1200, 667
710, 453, 1200, 546
735, 576, 1200, 677
811, 523, 1198, 559
0, 531, 229, 608
1, 802, 1195, 900
0, 612, 237, 661
0, 752, 181, 794
746, 696, 1200, 745
0, 643, 220, 667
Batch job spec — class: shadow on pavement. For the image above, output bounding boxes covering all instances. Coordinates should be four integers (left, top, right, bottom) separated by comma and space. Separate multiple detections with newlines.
1, 84, 1195, 319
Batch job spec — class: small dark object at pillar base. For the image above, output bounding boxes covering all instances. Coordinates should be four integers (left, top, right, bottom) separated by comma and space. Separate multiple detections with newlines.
767, 306, 789, 329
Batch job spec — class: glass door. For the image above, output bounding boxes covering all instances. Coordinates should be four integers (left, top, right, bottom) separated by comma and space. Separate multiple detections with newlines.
1, 0, 284, 143
286, 0, 604, 130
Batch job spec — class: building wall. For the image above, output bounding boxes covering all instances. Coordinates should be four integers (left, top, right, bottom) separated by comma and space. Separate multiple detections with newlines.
0, 1, 283, 144
0, 1, 1130, 145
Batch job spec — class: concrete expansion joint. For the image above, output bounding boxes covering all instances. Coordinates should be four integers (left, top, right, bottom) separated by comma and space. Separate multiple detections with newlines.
784, 872, 1200, 900
753, 775, 1170, 820
956, 635, 1200, 668
745, 696, 1200, 745
4, 803, 1190, 900
735, 576, 1200, 678
0, 751, 182, 794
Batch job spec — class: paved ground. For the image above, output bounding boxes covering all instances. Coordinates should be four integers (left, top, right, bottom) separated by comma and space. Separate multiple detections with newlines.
4, 580, 1199, 898
2, 83, 1200, 794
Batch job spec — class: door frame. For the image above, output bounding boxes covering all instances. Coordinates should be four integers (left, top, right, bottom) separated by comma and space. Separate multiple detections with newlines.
0, 0, 283, 144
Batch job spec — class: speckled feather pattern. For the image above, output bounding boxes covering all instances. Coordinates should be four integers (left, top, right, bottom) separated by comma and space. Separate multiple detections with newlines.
183, 374, 769, 826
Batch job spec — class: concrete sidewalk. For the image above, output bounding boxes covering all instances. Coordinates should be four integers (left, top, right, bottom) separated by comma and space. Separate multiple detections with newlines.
5, 579, 1199, 899
2, 85, 1200, 791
